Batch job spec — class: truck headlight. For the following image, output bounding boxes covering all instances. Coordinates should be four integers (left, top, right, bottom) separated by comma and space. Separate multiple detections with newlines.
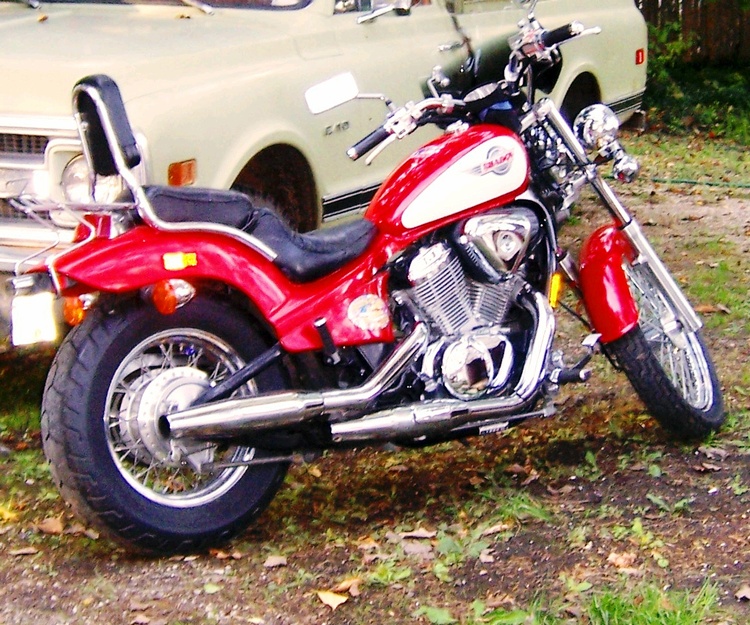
61, 154, 124, 204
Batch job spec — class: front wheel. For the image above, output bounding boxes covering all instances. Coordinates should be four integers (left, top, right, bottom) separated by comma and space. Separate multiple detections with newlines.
604, 261, 724, 439
42, 296, 289, 553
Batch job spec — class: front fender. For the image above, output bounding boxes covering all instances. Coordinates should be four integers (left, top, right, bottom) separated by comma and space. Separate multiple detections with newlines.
578, 224, 639, 344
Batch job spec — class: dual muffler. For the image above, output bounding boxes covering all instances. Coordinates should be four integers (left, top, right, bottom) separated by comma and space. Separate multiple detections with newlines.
163, 291, 554, 445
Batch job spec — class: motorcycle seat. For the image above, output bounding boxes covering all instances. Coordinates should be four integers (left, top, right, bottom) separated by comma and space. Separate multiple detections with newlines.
248, 206, 376, 282
144, 185, 377, 283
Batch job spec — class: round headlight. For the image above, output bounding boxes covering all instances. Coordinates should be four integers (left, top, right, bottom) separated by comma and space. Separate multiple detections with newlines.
61, 154, 123, 204
573, 104, 620, 152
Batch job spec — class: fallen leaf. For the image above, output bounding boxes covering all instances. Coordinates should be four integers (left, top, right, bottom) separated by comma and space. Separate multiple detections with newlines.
607, 551, 637, 569
481, 522, 514, 536
694, 462, 722, 472
521, 469, 540, 486
65, 523, 87, 536
210, 549, 231, 560
130, 615, 150, 625
402, 540, 434, 559
399, 527, 436, 539
357, 537, 380, 552
263, 555, 287, 568
0, 504, 19, 523
479, 548, 495, 563
316, 590, 348, 610
37, 516, 64, 535
307, 466, 322, 478
9, 546, 38, 556
694, 304, 731, 315
334, 577, 362, 597
203, 582, 221, 595
698, 446, 729, 460
736, 585, 750, 601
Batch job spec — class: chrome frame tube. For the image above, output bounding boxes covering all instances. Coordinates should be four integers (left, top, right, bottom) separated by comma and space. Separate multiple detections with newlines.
69, 83, 277, 261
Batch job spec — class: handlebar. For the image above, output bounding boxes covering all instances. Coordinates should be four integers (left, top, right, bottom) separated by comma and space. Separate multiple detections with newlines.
541, 21, 584, 47
347, 125, 390, 161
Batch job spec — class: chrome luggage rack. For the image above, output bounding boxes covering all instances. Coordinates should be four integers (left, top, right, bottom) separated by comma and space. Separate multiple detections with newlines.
8, 194, 137, 277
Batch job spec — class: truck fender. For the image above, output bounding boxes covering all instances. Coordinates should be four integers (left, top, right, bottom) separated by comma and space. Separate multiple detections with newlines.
577, 224, 639, 344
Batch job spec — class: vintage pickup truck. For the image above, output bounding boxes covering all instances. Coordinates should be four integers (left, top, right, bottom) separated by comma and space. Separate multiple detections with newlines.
0, 0, 647, 346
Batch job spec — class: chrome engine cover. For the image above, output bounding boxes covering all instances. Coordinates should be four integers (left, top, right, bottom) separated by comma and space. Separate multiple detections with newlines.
456, 206, 539, 280
441, 329, 515, 399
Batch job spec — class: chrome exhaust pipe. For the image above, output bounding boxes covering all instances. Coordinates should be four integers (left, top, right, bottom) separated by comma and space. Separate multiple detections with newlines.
166, 288, 553, 445
164, 323, 430, 440
331, 290, 555, 443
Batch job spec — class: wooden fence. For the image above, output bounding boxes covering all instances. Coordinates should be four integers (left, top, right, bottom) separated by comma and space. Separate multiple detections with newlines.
637, 0, 750, 62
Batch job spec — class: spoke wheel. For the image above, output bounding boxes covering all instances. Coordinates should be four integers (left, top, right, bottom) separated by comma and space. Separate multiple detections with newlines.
42, 297, 289, 553
107, 329, 255, 508
605, 261, 724, 438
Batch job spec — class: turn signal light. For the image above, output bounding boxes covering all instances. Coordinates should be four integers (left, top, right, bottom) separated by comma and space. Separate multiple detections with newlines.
63, 297, 87, 326
152, 279, 196, 315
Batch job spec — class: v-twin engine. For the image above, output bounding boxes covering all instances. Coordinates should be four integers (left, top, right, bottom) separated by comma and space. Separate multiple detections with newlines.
402, 207, 540, 400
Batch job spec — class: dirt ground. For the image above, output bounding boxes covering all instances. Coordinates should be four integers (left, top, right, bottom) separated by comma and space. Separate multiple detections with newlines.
0, 186, 749, 625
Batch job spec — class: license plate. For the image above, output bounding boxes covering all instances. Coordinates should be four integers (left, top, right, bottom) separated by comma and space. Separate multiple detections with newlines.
11, 292, 58, 346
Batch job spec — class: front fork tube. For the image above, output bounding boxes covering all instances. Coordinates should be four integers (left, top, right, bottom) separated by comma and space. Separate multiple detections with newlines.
535, 100, 702, 335
588, 175, 702, 334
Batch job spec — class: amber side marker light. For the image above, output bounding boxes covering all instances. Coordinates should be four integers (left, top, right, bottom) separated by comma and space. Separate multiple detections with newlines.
549, 272, 565, 309
168, 159, 197, 186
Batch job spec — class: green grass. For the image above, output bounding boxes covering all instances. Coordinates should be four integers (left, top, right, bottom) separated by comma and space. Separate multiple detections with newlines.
476, 582, 720, 625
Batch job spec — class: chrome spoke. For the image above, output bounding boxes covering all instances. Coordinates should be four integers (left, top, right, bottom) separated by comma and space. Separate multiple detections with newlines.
104, 329, 258, 508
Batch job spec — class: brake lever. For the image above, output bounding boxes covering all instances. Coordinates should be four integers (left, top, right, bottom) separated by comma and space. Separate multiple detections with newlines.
364, 134, 397, 166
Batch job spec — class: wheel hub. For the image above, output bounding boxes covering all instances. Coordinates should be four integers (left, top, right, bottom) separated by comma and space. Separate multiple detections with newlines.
134, 367, 209, 466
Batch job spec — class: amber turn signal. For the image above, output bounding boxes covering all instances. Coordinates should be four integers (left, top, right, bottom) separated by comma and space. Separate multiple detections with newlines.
152, 279, 196, 315
63, 297, 87, 326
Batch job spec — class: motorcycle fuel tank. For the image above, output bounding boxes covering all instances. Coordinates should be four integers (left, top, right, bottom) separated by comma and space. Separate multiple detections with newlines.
365, 125, 529, 239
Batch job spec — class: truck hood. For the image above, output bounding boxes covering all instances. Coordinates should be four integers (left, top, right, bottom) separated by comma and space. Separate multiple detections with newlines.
0, 2, 298, 118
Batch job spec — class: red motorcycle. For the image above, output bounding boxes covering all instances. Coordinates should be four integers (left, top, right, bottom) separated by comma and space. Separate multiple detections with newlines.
13, 2, 723, 553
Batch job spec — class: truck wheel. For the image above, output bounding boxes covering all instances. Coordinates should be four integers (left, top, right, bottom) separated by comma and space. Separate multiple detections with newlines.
42, 296, 289, 554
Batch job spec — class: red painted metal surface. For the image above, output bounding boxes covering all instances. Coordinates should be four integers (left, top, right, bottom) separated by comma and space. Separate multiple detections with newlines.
578, 224, 639, 343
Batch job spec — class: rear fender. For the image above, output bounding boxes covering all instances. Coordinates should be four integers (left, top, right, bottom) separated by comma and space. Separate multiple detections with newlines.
52, 226, 286, 309
50, 225, 394, 352
578, 224, 639, 343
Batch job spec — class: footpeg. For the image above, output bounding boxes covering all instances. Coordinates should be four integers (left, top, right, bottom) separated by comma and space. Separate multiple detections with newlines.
549, 333, 600, 386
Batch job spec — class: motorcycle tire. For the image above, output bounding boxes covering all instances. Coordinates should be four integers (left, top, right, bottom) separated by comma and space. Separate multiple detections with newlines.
604, 261, 724, 439
42, 296, 289, 554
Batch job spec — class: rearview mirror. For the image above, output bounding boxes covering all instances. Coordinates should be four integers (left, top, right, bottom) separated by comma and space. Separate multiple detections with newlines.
305, 73, 360, 115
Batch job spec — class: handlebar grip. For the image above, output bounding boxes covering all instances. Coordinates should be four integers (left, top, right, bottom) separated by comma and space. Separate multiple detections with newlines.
541, 22, 580, 47
347, 126, 391, 161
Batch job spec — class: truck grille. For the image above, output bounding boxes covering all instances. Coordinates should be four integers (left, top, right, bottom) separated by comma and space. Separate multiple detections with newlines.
0, 133, 49, 157
0, 199, 52, 222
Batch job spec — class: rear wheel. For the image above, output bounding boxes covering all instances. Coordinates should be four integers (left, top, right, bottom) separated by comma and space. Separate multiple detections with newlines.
604, 261, 724, 438
42, 296, 289, 553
